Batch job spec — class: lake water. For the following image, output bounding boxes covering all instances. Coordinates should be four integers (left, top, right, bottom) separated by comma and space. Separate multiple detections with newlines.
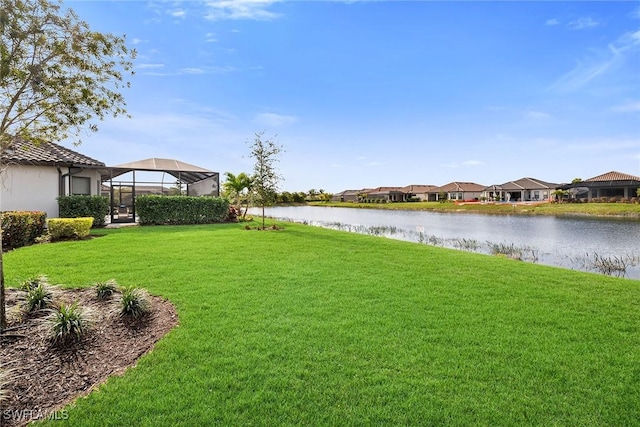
249, 206, 640, 280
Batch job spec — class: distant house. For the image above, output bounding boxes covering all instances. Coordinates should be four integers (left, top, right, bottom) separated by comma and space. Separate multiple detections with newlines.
332, 189, 364, 203
1, 139, 105, 219
401, 185, 438, 201
429, 182, 485, 201
482, 177, 558, 202
564, 171, 640, 201
366, 187, 407, 202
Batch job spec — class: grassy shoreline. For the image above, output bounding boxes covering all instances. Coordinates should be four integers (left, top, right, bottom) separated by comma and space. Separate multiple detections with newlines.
309, 201, 640, 219
5, 222, 640, 425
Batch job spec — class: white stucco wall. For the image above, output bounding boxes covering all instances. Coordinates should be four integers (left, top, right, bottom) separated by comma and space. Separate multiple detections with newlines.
1, 165, 102, 219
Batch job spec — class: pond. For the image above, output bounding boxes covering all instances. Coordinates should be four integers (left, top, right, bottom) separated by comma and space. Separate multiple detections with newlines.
249, 206, 640, 280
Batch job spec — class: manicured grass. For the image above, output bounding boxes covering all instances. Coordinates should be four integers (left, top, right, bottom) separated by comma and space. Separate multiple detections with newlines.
6, 222, 640, 425
312, 201, 640, 218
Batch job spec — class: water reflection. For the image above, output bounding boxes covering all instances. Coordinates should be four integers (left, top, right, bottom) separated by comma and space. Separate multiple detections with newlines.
250, 206, 640, 280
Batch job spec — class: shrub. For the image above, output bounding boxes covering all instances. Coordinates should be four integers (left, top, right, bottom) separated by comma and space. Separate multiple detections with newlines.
26, 283, 54, 312
19, 275, 49, 292
95, 279, 118, 300
57, 195, 109, 227
120, 286, 150, 319
136, 195, 229, 225
1, 211, 47, 251
47, 217, 94, 240
47, 302, 92, 345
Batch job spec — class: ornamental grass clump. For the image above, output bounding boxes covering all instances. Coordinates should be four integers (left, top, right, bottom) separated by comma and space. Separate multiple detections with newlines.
120, 286, 150, 319
25, 283, 54, 312
19, 274, 48, 291
95, 279, 118, 300
47, 302, 92, 345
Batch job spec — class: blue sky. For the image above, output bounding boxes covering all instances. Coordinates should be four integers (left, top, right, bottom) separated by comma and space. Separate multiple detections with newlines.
66, 0, 639, 193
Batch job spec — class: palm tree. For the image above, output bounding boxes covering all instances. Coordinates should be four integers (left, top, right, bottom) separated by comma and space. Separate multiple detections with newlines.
223, 172, 254, 219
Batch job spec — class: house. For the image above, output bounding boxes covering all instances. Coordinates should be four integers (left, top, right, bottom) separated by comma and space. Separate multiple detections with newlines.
482, 177, 558, 202
428, 182, 485, 201
365, 187, 407, 202
401, 185, 438, 201
1, 139, 105, 219
332, 189, 364, 203
564, 171, 640, 201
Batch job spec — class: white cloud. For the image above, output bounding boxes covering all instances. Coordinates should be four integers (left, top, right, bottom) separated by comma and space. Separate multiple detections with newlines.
546, 18, 560, 26
568, 17, 600, 30
611, 101, 640, 113
205, 32, 218, 43
204, 0, 281, 21
550, 28, 640, 92
525, 110, 552, 120
136, 63, 165, 69
254, 112, 297, 127
179, 68, 205, 75
170, 9, 186, 18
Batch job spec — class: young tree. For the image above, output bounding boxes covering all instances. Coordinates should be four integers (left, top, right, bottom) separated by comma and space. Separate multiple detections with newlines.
0, 0, 135, 331
247, 132, 283, 229
222, 171, 254, 219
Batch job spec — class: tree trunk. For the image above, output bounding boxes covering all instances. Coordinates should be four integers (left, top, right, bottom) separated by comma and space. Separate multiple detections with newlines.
261, 204, 265, 229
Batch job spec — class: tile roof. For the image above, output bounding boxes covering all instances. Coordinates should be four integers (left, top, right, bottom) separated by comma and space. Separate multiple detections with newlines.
3, 139, 105, 167
584, 171, 640, 182
402, 185, 438, 193
499, 177, 558, 190
433, 182, 485, 193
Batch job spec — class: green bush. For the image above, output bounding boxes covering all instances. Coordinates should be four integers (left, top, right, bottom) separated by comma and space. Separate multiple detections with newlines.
47, 217, 94, 240
48, 302, 92, 345
25, 283, 54, 312
136, 195, 229, 225
1, 211, 47, 251
95, 279, 118, 300
19, 275, 48, 292
120, 286, 150, 319
57, 195, 109, 227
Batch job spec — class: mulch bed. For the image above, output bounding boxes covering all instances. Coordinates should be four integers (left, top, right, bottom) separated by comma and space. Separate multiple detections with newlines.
0, 287, 178, 427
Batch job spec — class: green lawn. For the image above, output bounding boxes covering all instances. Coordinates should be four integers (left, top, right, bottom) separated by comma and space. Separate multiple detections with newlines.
6, 222, 640, 426
311, 201, 640, 218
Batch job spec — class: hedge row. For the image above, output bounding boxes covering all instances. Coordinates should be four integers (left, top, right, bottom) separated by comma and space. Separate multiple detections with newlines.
1, 211, 47, 251
57, 195, 110, 227
136, 196, 229, 225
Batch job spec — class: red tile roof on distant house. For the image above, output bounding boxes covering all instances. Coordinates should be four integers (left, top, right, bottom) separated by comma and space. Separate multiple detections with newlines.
3, 139, 105, 167
584, 171, 640, 182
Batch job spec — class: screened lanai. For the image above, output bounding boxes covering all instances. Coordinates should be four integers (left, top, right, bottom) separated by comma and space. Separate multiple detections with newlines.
99, 158, 220, 223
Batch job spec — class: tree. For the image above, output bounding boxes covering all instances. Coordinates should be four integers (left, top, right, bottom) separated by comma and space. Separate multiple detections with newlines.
222, 171, 254, 219
247, 132, 283, 229
0, 0, 135, 331
551, 189, 569, 202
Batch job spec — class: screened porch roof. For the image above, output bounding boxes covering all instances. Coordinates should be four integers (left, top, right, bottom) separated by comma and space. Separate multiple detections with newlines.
100, 158, 218, 184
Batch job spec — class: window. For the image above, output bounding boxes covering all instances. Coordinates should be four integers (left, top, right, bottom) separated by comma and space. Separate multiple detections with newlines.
72, 176, 91, 195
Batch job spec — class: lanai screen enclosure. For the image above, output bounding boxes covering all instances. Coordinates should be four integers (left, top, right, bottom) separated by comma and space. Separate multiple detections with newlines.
100, 158, 220, 223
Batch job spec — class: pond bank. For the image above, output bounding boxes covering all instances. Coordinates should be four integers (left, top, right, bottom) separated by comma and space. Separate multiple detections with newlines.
308, 201, 640, 219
